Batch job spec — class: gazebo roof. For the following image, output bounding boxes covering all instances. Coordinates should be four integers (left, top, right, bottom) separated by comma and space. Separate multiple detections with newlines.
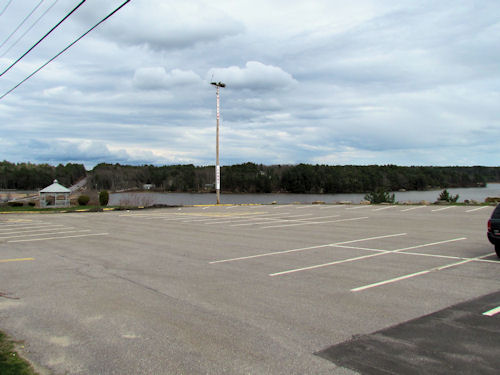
40, 179, 71, 193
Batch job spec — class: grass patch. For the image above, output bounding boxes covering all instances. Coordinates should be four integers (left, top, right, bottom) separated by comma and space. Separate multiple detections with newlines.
0, 331, 38, 375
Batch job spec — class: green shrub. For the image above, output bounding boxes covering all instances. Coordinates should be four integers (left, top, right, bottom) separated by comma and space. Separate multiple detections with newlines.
99, 190, 109, 206
438, 189, 459, 203
78, 195, 90, 206
364, 189, 395, 204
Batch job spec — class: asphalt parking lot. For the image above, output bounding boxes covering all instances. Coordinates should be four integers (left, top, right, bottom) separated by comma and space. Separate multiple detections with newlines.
1, 204, 499, 374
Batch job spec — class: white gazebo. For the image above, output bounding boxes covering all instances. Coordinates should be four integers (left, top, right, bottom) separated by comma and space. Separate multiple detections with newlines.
39, 179, 71, 207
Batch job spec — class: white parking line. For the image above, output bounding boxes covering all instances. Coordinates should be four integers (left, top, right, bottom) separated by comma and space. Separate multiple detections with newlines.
230, 214, 317, 227
210, 233, 406, 264
320, 205, 345, 210
0, 229, 86, 239
0, 224, 65, 232
8, 233, 109, 243
0, 225, 70, 235
466, 206, 490, 213
270, 237, 466, 277
351, 252, 493, 292
231, 214, 312, 227
204, 212, 294, 225
119, 213, 172, 217
346, 206, 371, 210
0, 222, 47, 228
483, 306, 500, 317
335, 245, 500, 264
432, 206, 455, 212
372, 206, 397, 211
262, 216, 368, 229
400, 206, 426, 212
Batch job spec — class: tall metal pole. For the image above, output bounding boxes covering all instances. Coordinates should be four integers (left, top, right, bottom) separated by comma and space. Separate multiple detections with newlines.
211, 81, 225, 204
215, 85, 220, 204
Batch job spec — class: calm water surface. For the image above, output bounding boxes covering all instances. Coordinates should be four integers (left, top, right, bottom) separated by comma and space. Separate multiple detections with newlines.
109, 183, 500, 206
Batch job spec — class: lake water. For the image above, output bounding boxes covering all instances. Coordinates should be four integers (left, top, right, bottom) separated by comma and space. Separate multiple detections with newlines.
109, 183, 500, 206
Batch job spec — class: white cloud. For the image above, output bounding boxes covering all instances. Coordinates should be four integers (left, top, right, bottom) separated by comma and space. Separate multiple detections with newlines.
0, 0, 498, 168
132, 67, 202, 90
208, 61, 297, 90
102, 0, 244, 50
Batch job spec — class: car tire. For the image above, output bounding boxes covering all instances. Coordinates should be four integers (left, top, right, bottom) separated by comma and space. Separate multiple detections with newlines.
496, 243, 500, 258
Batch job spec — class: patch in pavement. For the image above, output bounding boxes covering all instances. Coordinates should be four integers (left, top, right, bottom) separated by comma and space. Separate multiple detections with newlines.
316, 291, 500, 374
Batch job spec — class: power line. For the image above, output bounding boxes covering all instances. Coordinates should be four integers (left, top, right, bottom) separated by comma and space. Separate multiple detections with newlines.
0, 0, 14, 18
0, 0, 60, 59
0, 0, 85, 77
0, 0, 45, 50
0, 0, 131, 101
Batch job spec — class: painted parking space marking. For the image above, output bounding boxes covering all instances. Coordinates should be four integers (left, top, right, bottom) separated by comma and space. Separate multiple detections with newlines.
333, 244, 500, 264
0, 222, 46, 228
0, 229, 90, 240
351, 252, 494, 292
262, 216, 368, 229
210, 233, 407, 264
0, 219, 33, 224
483, 306, 500, 317
346, 206, 371, 210
204, 212, 296, 225
400, 206, 426, 212
392, 250, 500, 264
372, 206, 397, 211
432, 206, 455, 212
8, 232, 109, 243
270, 237, 467, 277
230, 216, 325, 227
0, 225, 71, 236
0, 223, 63, 231
466, 206, 490, 213
227, 214, 315, 227
230, 213, 334, 228
184, 212, 272, 223
0, 257, 35, 263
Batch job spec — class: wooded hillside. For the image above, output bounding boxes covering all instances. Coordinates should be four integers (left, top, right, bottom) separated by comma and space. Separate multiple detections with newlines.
2, 161, 498, 193
89, 163, 500, 193
0, 161, 86, 190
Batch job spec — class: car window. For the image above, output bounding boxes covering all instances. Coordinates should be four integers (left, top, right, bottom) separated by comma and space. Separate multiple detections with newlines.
492, 205, 500, 219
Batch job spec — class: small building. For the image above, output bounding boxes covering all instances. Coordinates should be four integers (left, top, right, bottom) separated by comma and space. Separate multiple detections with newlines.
39, 179, 71, 208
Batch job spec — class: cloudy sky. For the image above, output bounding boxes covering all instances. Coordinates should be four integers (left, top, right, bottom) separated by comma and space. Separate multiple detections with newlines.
0, 0, 498, 168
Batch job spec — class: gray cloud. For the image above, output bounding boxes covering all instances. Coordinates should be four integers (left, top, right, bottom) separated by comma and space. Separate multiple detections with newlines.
101, 0, 244, 50
0, 0, 498, 168
208, 61, 297, 90
132, 67, 203, 90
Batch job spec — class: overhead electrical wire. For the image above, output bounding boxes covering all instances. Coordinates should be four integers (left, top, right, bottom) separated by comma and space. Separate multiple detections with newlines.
0, 0, 14, 18
0, 0, 85, 76
0, 0, 131, 101
0, 0, 45, 50
1, 0, 60, 59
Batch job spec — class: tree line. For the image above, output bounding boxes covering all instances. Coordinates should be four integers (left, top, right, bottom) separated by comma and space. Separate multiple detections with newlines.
0, 161, 86, 190
1, 161, 498, 193
89, 163, 500, 194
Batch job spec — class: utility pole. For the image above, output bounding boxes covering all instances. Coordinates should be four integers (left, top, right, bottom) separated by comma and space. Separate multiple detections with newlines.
211, 81, 225, 204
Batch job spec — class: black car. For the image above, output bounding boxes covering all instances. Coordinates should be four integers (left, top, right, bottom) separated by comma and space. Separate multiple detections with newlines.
487, 204, 500, 258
